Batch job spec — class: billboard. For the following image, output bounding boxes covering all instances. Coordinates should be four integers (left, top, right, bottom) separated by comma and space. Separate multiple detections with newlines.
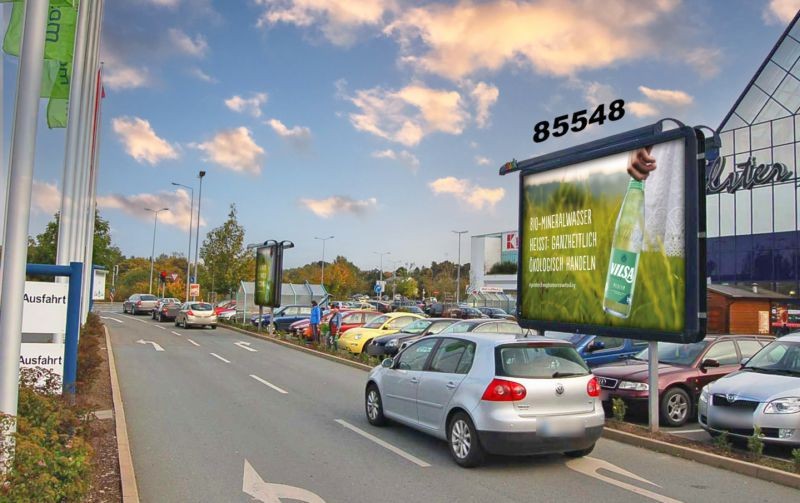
514, 124, 705, 343
254, 243, 286, 308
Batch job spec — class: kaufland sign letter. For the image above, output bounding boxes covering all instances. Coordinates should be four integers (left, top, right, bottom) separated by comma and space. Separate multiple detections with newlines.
22, 281, 69, 334
502, 232, 519, 251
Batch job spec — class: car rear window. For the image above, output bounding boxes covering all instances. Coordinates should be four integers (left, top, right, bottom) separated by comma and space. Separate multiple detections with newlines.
191, 303, 213, 311
495, 343, 589, 378
141, 295, 157, 301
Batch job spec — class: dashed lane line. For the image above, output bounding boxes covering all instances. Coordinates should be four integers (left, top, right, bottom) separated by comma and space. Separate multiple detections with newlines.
171, 331, 182, 336
100, 316, 124, 324
210, 353, 231, 364
186, 339, 200, 347
155, 325, 166, 331
249, 375, 288, 394
334, 419, 431, 468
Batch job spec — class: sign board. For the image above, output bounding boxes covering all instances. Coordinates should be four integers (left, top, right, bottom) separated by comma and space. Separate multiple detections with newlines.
758, 311, 770, 334
170, 273, 178, 281
20, 343, 65, 394
92, 269, 107, 301
255, 245, 277, 307
374, 283, 383, 294
513, 123, 705, 343
189, 283, 200, 297
502, 232, 519, 251
23, 281, 69, 334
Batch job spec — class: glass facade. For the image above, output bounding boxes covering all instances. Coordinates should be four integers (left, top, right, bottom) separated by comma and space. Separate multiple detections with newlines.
707, 18, 800, 296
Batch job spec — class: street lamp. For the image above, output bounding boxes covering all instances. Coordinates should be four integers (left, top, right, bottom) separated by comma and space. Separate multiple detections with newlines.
171, 181, 194, 302
193, 171, 206, 299
452, 230, 468, 304
373, 251, 390, 300
145, 207, 169, 294
314, 235, 334, 287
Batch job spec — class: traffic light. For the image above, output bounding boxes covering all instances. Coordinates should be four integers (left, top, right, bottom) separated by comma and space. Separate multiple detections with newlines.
160, 271, 167, 284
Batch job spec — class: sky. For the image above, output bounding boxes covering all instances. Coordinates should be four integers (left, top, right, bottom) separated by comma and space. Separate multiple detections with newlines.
3, 0, 800, 273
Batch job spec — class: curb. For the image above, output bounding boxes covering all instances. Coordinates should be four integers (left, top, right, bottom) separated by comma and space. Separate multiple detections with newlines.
222, 324, 373, 372
105, 326, 140, 502
602, 427, 800, 490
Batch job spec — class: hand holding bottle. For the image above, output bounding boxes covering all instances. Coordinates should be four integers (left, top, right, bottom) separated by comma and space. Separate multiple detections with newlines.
627, 146, 656, 181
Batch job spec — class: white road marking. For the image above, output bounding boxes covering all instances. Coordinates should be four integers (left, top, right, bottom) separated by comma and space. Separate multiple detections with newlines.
121, 314, 149, 324
243, 459, 325, 503
100, 316, 124, 324
566, 457, 682, 503
335, 419, 431, 468
235, 341, 258, 352
155, 325, 166, 331
136, 339, 164, 352
210, 352, 230, 363
249, 374, 288, 394
186, 339, 200, 347
171, 331, 182, 336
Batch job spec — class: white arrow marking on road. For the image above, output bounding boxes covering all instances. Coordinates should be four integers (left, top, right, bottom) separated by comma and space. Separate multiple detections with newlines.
186, 339, 200, 347
155, 325, 166, 330
136, 339, 165, 352
250, 374, 288, 394
243, 459, 326, 503
210, 352, 230, 363
566, 457, 682, 503
335, 419, 431, 467
171, 331, 182, 336
100, 316, 124, 324
235, 341, 258, 352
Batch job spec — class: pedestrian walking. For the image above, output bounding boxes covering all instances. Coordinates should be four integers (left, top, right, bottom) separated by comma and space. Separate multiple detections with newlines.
310, 300, 321, 345
329, 305, 343, 349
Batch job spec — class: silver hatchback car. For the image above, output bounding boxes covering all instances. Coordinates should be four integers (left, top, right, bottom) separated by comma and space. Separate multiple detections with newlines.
365, 333, 604, 467
699, 334, 800, 446
174, 302, 218, 329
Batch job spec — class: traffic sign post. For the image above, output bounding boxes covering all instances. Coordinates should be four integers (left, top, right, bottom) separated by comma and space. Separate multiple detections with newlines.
190, 283, 200, 298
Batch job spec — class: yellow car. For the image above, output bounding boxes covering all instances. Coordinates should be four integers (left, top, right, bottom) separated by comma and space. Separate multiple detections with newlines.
337, 312, 424, 354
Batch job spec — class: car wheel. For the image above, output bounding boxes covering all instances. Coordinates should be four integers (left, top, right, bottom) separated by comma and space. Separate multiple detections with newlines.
448, 412, 484, 468
211, 325, 217, 330
564, 443, 595, 458
661, 387, 692, 427
365, 385, 387, 426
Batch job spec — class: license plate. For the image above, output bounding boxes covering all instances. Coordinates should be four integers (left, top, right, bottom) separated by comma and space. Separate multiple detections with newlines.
538, 418, 583, 437
600, 391, 609, 401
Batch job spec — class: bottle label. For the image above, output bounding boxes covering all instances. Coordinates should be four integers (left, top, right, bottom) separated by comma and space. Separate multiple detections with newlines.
606, 248, 637, 305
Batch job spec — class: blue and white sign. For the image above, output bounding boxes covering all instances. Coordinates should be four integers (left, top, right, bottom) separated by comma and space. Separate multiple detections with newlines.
374, 283, 383, 294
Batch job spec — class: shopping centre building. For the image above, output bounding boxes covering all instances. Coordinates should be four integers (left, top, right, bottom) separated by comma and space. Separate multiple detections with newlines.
470, 13, 800, 331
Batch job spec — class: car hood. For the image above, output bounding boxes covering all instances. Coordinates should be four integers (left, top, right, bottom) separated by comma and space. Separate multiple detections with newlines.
290, 319, 310, 329
593, 360, 688, 381
708, 370, 800, 400
341, 327, 392, 340
372, 331, 420, 344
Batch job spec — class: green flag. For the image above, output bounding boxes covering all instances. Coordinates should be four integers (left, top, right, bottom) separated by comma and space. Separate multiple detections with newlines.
47, 97, 68, 128
3, 1, 78, 62
41, 59, 70, 98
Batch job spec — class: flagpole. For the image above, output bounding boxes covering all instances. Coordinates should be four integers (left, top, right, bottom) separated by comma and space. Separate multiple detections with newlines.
0, 0, 51, 463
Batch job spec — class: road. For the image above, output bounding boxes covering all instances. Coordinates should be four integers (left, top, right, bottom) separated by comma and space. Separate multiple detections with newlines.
101, 310, 797, 503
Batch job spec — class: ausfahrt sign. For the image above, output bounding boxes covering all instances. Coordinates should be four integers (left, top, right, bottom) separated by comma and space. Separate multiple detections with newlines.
20, 343, 65, 393
22, 281, 69, 334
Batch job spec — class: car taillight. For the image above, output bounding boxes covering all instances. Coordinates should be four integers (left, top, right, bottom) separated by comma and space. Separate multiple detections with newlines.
481, 378, 526, 402
187, 310, 194, 316
587, 377, 600, 397
136, 301, 142, 306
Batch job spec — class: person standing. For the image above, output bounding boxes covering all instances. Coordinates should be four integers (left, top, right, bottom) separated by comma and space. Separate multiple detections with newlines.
310, 300, 321, 345
329, 305, 343, 349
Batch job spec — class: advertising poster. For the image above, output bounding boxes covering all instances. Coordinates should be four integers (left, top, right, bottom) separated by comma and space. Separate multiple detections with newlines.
520, 138, 687, 333
255, 245, 277, 307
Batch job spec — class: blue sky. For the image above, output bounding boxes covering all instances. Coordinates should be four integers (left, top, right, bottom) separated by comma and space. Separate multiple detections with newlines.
4, 0, 800, 271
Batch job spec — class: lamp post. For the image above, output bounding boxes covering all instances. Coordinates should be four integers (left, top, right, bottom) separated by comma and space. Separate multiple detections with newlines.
192, 170, 206, 299
314, 235, 334, 287
373, 251, 390, 300
171, 182, 194, 301
452, 230, 468, 304
145, 207, 169, 294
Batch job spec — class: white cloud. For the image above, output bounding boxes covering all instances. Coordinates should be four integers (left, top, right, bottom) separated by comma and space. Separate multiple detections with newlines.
193, 127, 265, 174
146, 0, 180, 6
577, 80, 616, 107
468, 81, 499, 128
112, 117, 178, 165
638, 86, 693, 106
685, 47, 722, 79
299, 196, 378, 218
475, 156, 491, 166
469, 141, 479, 149
32, 180, 61, 215
627, 101, 659, 118
255, 0, 391, 45
372, 149, 420, 171
168, 28, 209, 58
225, 93, 268, 118
763, 0, 800, 24
346, 83, 468, 146
190, 67, 217, 83
428, 176, 505, 210
97, 188, 203, 230
267, 118, 312, 151
385, 0, 680, 80
104, 62, 150, 90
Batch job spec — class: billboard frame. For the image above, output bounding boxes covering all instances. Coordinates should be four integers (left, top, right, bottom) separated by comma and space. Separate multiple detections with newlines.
506, 121, 706, 343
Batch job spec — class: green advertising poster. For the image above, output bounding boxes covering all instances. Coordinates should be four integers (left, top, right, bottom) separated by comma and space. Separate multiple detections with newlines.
520, 138, 686, 333
254, 246, 275, 307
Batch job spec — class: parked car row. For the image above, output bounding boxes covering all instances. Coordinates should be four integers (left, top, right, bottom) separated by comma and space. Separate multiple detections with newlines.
123, 293, 218, 329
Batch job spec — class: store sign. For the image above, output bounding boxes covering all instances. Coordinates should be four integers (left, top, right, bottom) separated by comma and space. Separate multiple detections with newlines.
22, 281, 68, 334
20, 343, 65, 393
502, 232, 519, 251
92, 269, 107, 301
706, 156, 792, 194
189, 283, 200, 297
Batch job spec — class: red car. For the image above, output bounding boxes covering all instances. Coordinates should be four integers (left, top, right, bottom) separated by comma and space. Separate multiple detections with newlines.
593, 334, 773, 426
214, 300, 236, 315
289, 310, 381, 340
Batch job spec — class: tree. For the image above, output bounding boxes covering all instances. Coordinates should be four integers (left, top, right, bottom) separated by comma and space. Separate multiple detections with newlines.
397, 277, 419, 298
199, 204, 249, 297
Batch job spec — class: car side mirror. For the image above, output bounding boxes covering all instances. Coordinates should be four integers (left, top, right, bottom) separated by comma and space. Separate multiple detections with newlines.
739, 357, 750, 368
700, 358, 720, 372
383, 326, 391, 330
586, 341, 605, 352
381, 358, 394, 369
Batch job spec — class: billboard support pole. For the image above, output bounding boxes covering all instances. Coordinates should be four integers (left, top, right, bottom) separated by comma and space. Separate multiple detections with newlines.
258, 305, 263, 332
648, 340, 659, 432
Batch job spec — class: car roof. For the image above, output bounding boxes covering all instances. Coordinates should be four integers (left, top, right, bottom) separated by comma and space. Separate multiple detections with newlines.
440, 332, 570, 346
778, 333, 800, 342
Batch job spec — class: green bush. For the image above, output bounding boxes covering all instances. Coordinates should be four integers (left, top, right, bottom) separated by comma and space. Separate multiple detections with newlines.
611, 397, 627, 422
747, 426, 764, 460
0, 368, 93, 502
792, 448, 800, 473
76, 313, 104, 393
712, 431, 732, 453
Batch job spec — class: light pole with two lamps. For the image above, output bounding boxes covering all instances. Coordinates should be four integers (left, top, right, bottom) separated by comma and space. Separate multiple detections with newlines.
192, 171, 206, 299
314, 235, 334, 287
171, 182, 194, 301
145, 207, 169, 294
452, 230, 468, 304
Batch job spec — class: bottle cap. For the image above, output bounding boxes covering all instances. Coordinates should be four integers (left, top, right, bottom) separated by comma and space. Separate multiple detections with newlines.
628, 179, 644, 190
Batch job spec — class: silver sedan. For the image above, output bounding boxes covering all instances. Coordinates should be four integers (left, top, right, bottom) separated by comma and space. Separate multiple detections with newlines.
365, 333, 605, 467
174, 302, 218, 329
699, 334, 800, 446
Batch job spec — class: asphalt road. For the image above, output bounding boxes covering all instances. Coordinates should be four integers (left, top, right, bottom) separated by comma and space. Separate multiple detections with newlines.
101, 310, 797, 503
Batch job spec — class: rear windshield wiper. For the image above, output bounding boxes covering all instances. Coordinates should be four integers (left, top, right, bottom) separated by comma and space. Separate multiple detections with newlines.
551, 372, 586, 378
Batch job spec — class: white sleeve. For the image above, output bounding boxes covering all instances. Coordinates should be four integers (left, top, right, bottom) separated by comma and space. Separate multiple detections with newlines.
643, 140, 685, 257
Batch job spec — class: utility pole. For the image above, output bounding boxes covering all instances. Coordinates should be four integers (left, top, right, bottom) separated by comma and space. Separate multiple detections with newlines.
314, 235, 334, 287
145, 207, 169, 294
192, 171, 206, 299
373, 251, 390, 300
452, 230, 468, 304
172, 181, 194, 301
